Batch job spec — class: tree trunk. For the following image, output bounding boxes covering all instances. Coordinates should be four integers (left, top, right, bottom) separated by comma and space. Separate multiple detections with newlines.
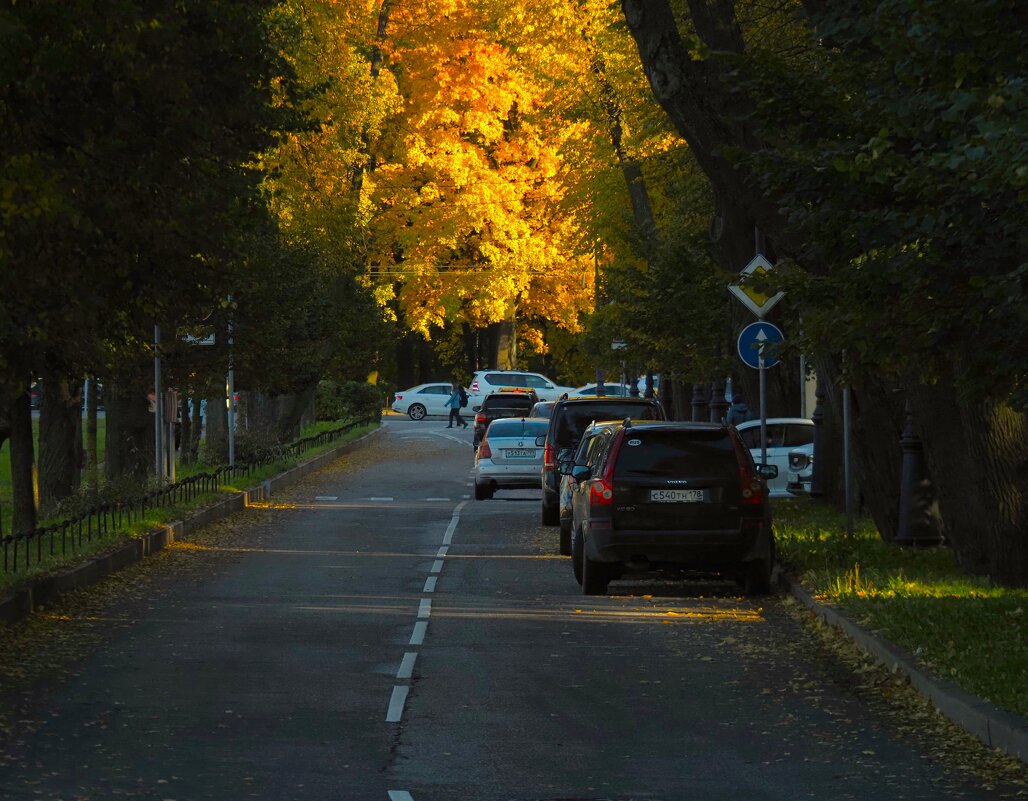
104, 381, 153, 484
910, 378, 1028, 585
178, 393, 192, 467
38, 371, 83, 514
9, 388, 37, 534
205, 388, 228, 464
462, 323, 478, 380
397, 333, 416, 389
275, 385, 318, 442
85, 378, 99, 491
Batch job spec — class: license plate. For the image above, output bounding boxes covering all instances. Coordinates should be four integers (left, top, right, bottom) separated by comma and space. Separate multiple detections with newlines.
650, 489, 705, 503
505, 449, 536, 458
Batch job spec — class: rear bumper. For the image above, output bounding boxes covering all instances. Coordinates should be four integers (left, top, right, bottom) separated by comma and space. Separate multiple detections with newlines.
541, 468, 558, 506
476, 464, 543, 488
586, 521, 770, 567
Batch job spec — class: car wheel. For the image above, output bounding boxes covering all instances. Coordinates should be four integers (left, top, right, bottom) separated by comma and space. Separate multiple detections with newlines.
743, 539, 775, 596
407, 403, 427, 420
571, 526, 584, 586
541, 500, 559, 526
582, 547, 610, 596
558, 515, 572, 556
474, 482, 493, 501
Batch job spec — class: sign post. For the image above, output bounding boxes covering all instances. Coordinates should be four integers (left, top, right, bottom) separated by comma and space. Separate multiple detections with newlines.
737, 321, 784, 466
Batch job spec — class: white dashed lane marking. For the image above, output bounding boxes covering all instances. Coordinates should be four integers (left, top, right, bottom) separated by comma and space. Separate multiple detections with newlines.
386, 686, 409, 722
409, 621, 427, 646
396, 652, 417, 680
417, 599, 432, 619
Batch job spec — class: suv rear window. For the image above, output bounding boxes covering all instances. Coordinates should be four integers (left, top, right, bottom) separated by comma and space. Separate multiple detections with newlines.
553, 401, 663, 448
483, 395, 535, 414
613, 429, 737, 478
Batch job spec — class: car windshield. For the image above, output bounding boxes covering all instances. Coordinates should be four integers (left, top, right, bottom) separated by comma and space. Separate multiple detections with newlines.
554, 402, 663, 447
614, 429, 736, 478
487, 419, 549, 438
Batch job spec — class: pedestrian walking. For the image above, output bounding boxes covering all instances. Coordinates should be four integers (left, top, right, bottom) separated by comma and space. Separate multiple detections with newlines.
725, 392, 753, 426
446, 382, 469, 428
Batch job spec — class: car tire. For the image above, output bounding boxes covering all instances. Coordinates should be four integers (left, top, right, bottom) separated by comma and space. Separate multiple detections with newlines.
582, 548, 610, 596
743, 539, 775, 596
571, 526, 584, 586
407, 403, 427, 420
558, 516, 572, 556
474, 482, 493, 501
541, 500, 559, 526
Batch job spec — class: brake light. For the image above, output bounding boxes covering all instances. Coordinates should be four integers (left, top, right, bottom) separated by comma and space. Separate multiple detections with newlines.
543, 442, 556, 471
730, 432, 764, 506
475, 413, 486, 425
590, 429, 627, 508
478, 439, 492, 459
589, 478, 614, 506
394, 394, 403, 402
470, 380, 479, 393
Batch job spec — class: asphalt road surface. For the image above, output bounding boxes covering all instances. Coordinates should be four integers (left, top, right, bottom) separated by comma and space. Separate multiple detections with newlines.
0, 418, 1023, 800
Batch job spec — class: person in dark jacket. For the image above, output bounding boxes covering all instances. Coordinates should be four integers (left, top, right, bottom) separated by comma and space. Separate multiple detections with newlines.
725, 392, 753, 426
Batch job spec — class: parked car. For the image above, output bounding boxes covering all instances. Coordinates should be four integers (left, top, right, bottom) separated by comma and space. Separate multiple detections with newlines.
391, 382, 454, 420
557, 420, 621, 555
734, 417, 814, 498
468, 370, 576, 403
472, 389, 539, 449
565, 420, 778, 596
529, 401, 555, 418
787, 444, 814, 495
567, 383, 634, 398
473, 418, 550, 500
540, 395, 666, 531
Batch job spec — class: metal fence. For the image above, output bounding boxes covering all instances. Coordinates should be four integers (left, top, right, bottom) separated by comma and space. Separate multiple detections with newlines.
1, 417, 374, 575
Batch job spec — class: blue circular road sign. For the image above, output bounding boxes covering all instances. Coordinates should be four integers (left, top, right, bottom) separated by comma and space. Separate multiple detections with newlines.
737, 322, 784, 369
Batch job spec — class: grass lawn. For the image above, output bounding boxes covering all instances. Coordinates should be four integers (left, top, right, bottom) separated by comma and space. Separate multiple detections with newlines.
0, 420, 377, 595
774, 498, 1028, 718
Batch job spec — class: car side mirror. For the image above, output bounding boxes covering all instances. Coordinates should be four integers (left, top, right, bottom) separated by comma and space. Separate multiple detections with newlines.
557, 460, 573, 475
472, 405, 481, 412
756, 464, 778, 480
535, 435, 546, 447
571, 465, 592, 482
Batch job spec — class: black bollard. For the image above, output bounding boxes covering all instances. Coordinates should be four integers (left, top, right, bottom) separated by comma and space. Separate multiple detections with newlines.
691, 383, 708, 422
894, 400, 944, 547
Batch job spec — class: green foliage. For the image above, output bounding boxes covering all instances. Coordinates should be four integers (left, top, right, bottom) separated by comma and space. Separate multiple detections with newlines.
738, 0, 1028, 406
316, 381, 383, 422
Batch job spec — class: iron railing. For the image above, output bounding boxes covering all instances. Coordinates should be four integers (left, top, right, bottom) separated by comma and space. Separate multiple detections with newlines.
1, 417, 375, 575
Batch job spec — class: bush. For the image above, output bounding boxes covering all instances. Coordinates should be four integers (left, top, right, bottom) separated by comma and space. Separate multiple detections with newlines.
316, 381, 383, 423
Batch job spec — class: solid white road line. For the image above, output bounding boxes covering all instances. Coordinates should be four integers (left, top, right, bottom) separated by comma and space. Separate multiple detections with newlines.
397, 652, 417, 680
417, 599, 432, 618
430, 559, 444, 573
409, 621, 427, 645
386, 686, 409, 722
388, 791, 415, 801
423, 576, 437, 593
442, 501, 467, 545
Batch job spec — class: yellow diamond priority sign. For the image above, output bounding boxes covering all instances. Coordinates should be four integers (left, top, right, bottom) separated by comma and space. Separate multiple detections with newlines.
728, 254, 785, 318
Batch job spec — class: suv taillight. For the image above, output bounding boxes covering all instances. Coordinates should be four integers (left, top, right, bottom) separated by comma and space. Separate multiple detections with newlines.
730, 432, 764, 506
543, 442, 556, 471
590, 429, 627, 508
475, 413, 486, 425
589, 477, 614, 506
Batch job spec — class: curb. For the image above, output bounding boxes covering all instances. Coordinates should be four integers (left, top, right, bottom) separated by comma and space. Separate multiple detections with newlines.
784, 574, 1028, 764
0, 426, 384, 627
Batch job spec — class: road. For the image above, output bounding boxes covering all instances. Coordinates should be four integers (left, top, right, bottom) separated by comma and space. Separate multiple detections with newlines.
0, 418, 1022, 800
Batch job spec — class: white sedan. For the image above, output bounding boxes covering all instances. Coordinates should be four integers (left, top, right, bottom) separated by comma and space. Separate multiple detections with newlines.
391, 382, 454, 420
473, 418, 550, 500
735, 417, 814, 498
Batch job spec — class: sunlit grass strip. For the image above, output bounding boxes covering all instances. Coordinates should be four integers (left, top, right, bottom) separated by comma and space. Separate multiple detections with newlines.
0, 422, 377, 595
774, 499, 1028, 718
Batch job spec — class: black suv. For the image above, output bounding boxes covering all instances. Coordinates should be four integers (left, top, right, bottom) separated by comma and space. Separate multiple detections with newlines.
565, 420, 777, 596
472, 389, 539, 448
540, 395, 665, 538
